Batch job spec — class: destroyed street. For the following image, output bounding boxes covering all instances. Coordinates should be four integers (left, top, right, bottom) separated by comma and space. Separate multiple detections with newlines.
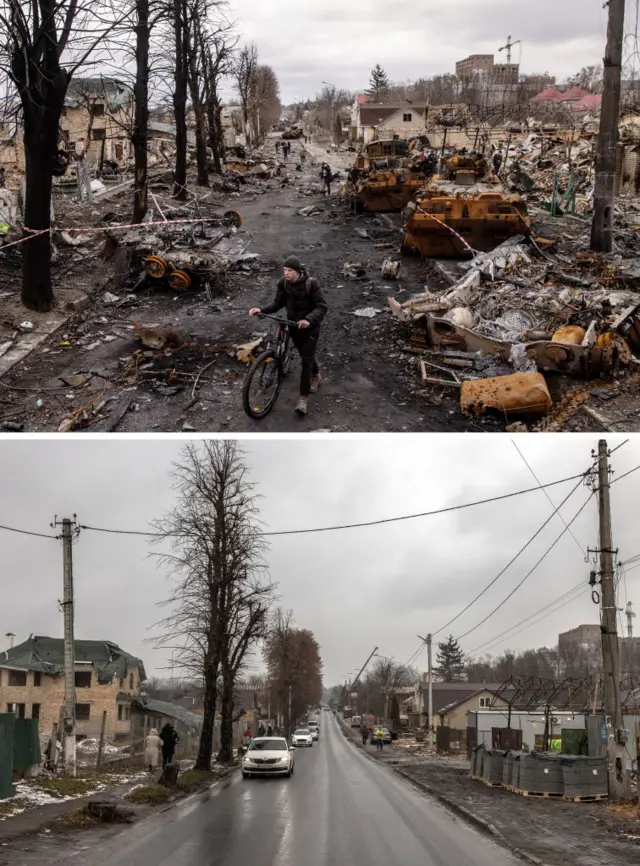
2, 133, 640, 432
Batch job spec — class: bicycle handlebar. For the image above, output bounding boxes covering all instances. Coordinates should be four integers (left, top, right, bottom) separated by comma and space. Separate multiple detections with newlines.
255, 313, 300, 327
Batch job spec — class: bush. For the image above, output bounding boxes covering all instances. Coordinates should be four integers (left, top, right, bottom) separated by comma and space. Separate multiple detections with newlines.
124, 784, 172, 805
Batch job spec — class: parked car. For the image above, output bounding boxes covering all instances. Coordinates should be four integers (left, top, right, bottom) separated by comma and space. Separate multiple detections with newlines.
308, 721, 320, 740
292, 728, 313, 748
350, 715, 362, 728
242, 737, 295, 778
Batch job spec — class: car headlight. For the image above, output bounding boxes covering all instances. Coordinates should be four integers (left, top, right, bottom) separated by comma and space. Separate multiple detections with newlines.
277, 756, 289, 764
244, 756, 255, 764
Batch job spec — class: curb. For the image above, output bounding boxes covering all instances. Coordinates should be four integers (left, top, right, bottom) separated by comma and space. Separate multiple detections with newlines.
394, 768, 553, 866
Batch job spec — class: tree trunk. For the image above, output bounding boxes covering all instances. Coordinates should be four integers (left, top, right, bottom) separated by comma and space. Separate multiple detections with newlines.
172, 0, 188, 201
133, 0, 150, 222
214, 101, 225, 165
206, 100, 222, 173
21, 78, 67, 312
217, 673, 234, 763
194, 657, 218, 770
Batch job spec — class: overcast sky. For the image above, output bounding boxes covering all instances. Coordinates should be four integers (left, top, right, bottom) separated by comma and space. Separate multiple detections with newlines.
1, 436, 639, 686
222, 0, 618, 104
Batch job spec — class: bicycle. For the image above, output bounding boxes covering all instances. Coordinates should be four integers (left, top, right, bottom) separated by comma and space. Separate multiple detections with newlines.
242, 313, 300, 419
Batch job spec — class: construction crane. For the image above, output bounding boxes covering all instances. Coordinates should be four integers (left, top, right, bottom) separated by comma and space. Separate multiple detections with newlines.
499, 35, 521, 66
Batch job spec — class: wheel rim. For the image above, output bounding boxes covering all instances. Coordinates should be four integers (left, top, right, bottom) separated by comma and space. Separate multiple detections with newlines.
247, 356, 279, 414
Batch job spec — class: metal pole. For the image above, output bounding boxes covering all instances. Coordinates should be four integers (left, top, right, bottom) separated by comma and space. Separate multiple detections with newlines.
60, 517, 76, 777
427, 635, 433, 741
288, 683, 292, 738
591, 0, 625, 252
597, 440, 630, 801
96, 710, 107, 771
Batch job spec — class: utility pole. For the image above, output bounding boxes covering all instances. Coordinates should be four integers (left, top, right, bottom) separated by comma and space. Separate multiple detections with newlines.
288, 684, 292, 738
596, 441, 630, 801
590, 0, 625, 252
53, 516, 79, 777
626, 601, 636, 673
418, 634, 434, 739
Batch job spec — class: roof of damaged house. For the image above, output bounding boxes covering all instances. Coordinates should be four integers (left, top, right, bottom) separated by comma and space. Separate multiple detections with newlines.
149, 120, 196, 147
421, 682, 503, 714
359, 103, 427, 126
0, 635, 146, 682
128, 695, 204, 728
65, 77, 133, 111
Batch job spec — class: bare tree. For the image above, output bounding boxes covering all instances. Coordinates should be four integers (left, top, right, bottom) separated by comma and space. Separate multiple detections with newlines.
0, 0, 128, 311
235, 42, 258, 146
152, 441, 273, 771
201, 32, 236, 172
171, 0, 188, 199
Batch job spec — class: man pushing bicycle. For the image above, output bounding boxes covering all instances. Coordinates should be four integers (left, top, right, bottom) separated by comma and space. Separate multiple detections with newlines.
250, 255, 328, 416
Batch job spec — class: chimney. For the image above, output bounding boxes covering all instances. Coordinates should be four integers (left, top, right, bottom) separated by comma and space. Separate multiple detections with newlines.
5, 632, 15, 649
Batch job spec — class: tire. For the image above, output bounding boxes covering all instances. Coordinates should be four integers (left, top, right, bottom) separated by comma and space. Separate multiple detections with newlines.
242, 772, 250, 779
242, 349, 282, 419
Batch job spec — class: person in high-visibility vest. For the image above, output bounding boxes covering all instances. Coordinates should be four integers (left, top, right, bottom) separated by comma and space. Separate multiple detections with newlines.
374, 727, 384, 751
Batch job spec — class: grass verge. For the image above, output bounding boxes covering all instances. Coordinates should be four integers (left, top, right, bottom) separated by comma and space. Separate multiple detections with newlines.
124, 784, 172, 805
33, 778, 96, 798
177, 770, 215, 793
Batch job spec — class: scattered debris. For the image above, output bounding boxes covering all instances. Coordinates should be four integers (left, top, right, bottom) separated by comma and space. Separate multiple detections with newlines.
132, 322, 184, 351
343, 262, 367, 280
235, 336, 265, 363
352, 307, 382, 318
461, 372, 553, 417
381, 259, 402, 280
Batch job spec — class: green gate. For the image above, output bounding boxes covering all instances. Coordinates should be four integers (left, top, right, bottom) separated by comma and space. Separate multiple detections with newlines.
0, 714, 15, 800
13, 719, 41, 775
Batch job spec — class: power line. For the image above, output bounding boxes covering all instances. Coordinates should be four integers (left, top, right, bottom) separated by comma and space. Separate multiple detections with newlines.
511, 441, 584, 556
77, 471, 588, 539
430, 474, 586, 640
0, 522, 58, 540
466, 581, 586, 656
455, 491, 595, 642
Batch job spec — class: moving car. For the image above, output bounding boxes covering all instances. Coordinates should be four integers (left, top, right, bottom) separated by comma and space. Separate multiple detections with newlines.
292, 728, 313, 747
350, 715, 362, 728
307, 721, 320, 740
242, 737, 295, 778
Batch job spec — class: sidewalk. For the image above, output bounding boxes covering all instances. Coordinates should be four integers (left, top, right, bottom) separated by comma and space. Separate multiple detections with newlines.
399, 762, 639, 866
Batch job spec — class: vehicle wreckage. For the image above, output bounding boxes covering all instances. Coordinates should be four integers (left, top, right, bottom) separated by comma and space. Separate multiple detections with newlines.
401, 176, 531, 258
348, 139, 435, 213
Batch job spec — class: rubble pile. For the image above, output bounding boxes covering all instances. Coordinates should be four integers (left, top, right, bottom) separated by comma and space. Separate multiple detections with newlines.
389, 235, 640, 419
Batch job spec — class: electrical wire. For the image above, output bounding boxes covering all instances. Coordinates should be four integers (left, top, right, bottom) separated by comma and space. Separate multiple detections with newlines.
0, 522, 58, 540
466, 581, 586, 656
429, 474, 586, 640
455, 490, 595, 642
511, 441, 584, 556
77, 471, 588, 539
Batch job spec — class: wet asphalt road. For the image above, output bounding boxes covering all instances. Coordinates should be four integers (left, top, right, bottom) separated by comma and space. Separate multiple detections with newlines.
85, 713, 518, 866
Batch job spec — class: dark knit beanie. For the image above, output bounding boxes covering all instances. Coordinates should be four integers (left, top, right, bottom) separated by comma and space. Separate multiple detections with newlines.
283, 255, 301, 273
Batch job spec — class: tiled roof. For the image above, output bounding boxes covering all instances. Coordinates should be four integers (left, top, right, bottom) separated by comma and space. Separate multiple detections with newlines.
359, 104, 427, 126
0, 636, 146, 683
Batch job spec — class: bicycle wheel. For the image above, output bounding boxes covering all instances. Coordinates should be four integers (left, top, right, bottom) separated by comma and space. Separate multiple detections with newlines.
243, 349, 282, 419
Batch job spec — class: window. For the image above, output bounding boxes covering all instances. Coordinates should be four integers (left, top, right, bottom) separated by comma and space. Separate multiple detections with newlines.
7, 703, 26, 718
92, 129, 106, 141
118, 704, 123, 721
33, 671, 42, 687
8, 670, 27, 687
32, 704, 40, 720
75, 671, 92, 688
75, 703, 91, 721
479, 697, 491, 708
403, 113, 412, 122
91, 104, 105, 117
129, 673, 134, 690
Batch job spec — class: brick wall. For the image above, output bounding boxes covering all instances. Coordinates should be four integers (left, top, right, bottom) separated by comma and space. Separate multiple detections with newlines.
0, 663, 142, 741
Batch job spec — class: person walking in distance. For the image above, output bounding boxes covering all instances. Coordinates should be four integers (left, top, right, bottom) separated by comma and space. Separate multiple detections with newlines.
159, 722, 179, 769
144, 728, 161, 773
361, 728, 369, 747
374, 726, 384, 751
320, 162, 332, 196
492, 147, 503, 176
250, 255, 328, 416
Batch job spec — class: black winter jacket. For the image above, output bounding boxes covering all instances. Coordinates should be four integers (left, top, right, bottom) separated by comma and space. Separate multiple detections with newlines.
261, 270, 328, 332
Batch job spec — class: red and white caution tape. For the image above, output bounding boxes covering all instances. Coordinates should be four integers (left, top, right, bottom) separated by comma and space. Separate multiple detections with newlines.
415, 204, 478, 256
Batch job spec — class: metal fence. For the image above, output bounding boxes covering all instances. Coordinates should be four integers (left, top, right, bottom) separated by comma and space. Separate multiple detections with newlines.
0, 714, 15, 799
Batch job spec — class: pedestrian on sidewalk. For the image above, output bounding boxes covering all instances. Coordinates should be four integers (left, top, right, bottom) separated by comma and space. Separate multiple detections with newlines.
276, 140, 281, 154
361, 729, 369, 747
267, 724, 274, 736
250, 254, 328, 416
374, 726, 384, 751
159, 722, 179, 769
144, 728, 161, 773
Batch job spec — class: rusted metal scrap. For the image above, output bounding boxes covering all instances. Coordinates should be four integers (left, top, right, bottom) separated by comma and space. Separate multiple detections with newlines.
461, 372, 552, 417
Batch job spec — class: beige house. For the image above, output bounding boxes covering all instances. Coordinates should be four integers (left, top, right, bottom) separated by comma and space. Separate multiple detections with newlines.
436, 688, 508, 730
60, 77, 135, 166
0, 635, 145, 742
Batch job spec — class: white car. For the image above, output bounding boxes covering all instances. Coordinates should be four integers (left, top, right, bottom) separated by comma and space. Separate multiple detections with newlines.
292, 728, 313, 747
307, 721, 319, 740
242, 737, 295, 778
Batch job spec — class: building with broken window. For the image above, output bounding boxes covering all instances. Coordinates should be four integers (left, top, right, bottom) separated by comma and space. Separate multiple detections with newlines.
0, 635, 145, 742
60, 77, 135, 168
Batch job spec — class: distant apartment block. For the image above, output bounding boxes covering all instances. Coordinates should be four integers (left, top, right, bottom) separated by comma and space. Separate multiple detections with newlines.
456, 54, 519, 85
